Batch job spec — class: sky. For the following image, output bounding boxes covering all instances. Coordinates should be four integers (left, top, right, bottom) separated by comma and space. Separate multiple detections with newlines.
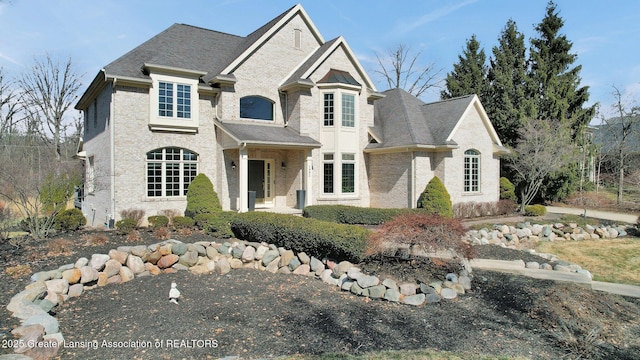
1, 0, 639, 122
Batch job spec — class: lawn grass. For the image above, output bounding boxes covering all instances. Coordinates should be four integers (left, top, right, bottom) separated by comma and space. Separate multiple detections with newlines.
537, 238, 640, 286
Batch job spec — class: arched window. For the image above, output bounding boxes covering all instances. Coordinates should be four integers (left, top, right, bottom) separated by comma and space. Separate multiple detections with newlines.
240, 96, 274, 120
464, 149, 480, 193
146, 147, 198, 197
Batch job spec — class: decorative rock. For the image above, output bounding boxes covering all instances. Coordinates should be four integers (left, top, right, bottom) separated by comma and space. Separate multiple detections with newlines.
206, 246, 220, 260
554, 264, 571, 272
526, 261, 540, 269
383, 288, 401, 302
241, 246, 256, 262
277, 266, 291, 274
144, 262, 162, 275
231, 245, 244, 259
354, 275, 378, 288
157, 254, 179, 269
159, 244, 173, 256
61, 268, 81, 284
288, 257, 301, 271
262, 250, 279, 266
279, 250, 295, 267
130, 245, 149, 259
126, 255, 146, 274
171, 243, 188, 256
445, 273, 458, 283
119, 266, 135, 283
430, 281, 442, 294
451, 283, 466, 295
440, 288, 458, 300
297, 252, 310, 264
146, 250, 162, 265
292, 264, 310, 276
89, 254, 110, 271
350, 282, 364, 296
107, 275, 122, 285
216, 258, 231, 275
38, 299, 56, 313
74, 257, 89, 268
425, 293, 441, 303
265, 257, 280, 273
179, 251, 198, 267
368, 285, 386, 299
334, 261, 354, 276
67, 283, 83, 298
190, 244, 207, 257
103, 259, 123, 278
382, 278, 397, 289
23, 313, 58, 334
254, 245, 268, 260
310, 257, 324, 273
319, 269, 333, 283
97, 272, 109, 287
79, 266, 99, 284
229, 258, 243, 269
104, 250, 126, 265
398, 283, 416, 296
341, 279, 354, 291
403, 293, 426, 306
458, 275, 472, 290
577, 269, 593, 280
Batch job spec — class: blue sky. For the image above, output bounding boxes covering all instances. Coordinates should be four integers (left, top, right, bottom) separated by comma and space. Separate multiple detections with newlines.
1, 0, 638, 121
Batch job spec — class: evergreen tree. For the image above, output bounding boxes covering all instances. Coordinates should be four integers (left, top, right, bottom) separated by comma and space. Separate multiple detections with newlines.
528, 1, 595, 137
441, 34, 488, 99
485, 20, 533, 148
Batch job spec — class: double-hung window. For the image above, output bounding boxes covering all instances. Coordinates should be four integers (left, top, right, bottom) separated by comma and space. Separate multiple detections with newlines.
323, 153, 334, 194
341, 94, 355, 127
323, 94, 334, 126
146, 147, 198, 197
464, 149, 480, 193
158, 82, 191, 119
341, 153, 355, 193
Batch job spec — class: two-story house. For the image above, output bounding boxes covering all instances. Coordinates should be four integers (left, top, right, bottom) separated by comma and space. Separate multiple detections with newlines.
75, 4, 506, 227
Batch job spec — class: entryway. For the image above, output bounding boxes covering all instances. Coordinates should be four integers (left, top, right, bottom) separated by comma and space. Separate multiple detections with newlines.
248, 159, 274, 206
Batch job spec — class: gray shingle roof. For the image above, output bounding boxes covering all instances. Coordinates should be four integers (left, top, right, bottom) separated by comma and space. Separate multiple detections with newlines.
368, 88, 474, 150
282, 37, 340, 86
104, 24, 244, 81
215, 121, 321, 148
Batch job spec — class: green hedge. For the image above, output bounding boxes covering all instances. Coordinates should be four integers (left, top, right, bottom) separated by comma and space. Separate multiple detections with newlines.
173, 216, 195, 229
203, 211, 236, 239
230, 212, 369, 263
303, 205, 421, 225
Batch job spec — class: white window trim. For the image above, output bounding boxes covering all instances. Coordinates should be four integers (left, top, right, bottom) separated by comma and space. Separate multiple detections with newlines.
464, 149, 481, 194
149, 73, 200, 133
321, 89, 358, 130
145, 148, 199, 199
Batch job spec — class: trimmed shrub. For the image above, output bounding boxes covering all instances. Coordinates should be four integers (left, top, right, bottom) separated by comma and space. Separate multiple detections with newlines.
54, 208, 87, 232
172, 216, 196, 229
524, 204, 547, 217
417, 176, 453, 218
147, 215, 169, 229
500, 177, 517, 201
119, 208, 145, 228
184, 174, 221, 218
303, 205, 420, 225
231, 212, 369, 263
159, 209, 181, 224
366, 213, 473, 259
204, 211, 236, 239
115, 218, 137, 234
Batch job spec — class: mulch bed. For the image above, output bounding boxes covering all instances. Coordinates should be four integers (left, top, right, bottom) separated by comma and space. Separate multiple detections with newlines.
2, 229, 640, 359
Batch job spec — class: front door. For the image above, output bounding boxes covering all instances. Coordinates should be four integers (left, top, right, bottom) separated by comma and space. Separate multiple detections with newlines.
248, 159, 274, 204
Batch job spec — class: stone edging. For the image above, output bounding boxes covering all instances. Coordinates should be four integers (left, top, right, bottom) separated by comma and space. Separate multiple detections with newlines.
5, 239, 471, 359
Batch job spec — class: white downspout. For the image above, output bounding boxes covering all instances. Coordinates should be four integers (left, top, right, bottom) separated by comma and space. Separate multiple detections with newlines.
239, 142, 248, 212
110, 78, 117, 226
410, 151, 416, 208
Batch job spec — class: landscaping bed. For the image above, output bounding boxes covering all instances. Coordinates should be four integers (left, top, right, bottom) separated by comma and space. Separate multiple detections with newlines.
1, 229, 640, 359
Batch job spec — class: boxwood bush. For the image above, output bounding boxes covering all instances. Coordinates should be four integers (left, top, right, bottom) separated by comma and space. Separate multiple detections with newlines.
417, 176, 453, 218
147, 215, 169, 229
115, 218, 137, 234
303, 205, 419, 225
204, 211, 236, 239
230, 212, 369, 262
172, 216, 196, 229
54, 208, 87, 232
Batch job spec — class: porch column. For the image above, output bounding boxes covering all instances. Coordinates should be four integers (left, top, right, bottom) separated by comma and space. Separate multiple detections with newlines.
239, 147, 249, 212
304, 150, 313, 206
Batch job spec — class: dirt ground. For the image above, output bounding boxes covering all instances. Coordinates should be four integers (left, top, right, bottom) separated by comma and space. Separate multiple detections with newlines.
1, 229, 640, 359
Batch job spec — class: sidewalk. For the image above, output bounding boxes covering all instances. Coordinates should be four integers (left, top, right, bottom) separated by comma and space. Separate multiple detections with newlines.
545, 206, 638, 224
470, 258, 640, 298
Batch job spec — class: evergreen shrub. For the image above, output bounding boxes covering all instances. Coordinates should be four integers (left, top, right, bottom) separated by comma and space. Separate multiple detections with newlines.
172, 216, 196, 229
417, 176, 453, 218
524, 204, 547, 216
204, 211, 236, 239
303, 205, 418, 225
54, 208, 86, 232
231, 212, 369, 262
115, 218, 137, 234
147, 215, 169, 229
500, 177, 517, 201
184, 174, 221, 218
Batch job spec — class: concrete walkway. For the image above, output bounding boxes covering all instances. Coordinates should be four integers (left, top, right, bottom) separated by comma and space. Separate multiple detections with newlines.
546, 205, 638, 224
470, 258, 640, 298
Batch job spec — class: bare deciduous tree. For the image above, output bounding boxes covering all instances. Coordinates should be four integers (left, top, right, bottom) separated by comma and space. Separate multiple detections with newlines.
0, 68, 21, 139
19, 55, 82, 162
598, 85, 640, 205
507, 118, 580, 212
374, 44, 442, 98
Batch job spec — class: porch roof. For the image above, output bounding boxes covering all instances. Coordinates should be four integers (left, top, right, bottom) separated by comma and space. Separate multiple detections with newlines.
215, 120, 321, 149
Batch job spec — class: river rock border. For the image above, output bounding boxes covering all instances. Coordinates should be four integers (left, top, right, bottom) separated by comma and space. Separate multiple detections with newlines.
467, 221, 635, 277
5, 239, 471, 359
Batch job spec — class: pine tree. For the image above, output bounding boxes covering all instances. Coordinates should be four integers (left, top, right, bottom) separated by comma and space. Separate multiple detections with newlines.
528, 1, 595, 137
485, 20, 533, 148
441, 34, 488, 100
